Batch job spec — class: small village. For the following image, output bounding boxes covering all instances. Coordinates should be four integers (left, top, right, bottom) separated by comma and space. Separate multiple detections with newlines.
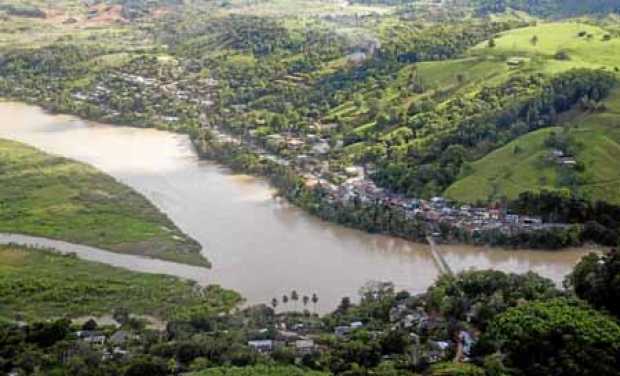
11, 58, 572, 242
204, 122, 568, 240
39, 287, 478, 373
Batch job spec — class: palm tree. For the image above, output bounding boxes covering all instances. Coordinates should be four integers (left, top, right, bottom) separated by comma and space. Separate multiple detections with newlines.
302, 295, 309, 308
291, 290, 299, 310
282, 294, 289, 307
271, 298, 278, 310
311, 293, 318, 313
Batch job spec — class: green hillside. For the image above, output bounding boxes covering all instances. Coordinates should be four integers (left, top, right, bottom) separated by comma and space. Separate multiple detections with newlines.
446, 88, 620, 204
444, 22, 620, 204
470, 22, 620, 74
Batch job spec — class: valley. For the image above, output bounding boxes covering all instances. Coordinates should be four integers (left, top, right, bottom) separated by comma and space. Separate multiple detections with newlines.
1, 1, 620, 375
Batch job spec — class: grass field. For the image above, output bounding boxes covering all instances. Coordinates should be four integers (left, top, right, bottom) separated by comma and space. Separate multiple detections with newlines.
471, 22, 620, 74
0, 245, 240, 322
442, 21, 620, 204
446, 89, 620, 204
0, 138, 208, 266
444, 127, 562, 203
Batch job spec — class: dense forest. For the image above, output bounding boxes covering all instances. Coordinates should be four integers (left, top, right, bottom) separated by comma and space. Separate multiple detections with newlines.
470, 0, 620, 16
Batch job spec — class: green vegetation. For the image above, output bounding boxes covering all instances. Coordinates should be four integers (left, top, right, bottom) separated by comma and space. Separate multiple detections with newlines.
0, 244, 240, 322
1, 2, 618, 209
445, 127, 560, 202
567, 248, 620, 318
3, 249, 620, 375
2, 2, 620, 375
0, 138, 206, 266
483, 298, 620, 375
470, 0, 620, 17
191, 365, 329, 376
446, 88, 620, 204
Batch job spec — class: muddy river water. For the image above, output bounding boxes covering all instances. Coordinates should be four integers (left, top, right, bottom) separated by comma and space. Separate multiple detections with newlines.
0, 102, 592, 311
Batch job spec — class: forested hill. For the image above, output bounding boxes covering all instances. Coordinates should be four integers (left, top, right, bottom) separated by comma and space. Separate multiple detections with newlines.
470, 0, 620, 17
351, 0, 620, 17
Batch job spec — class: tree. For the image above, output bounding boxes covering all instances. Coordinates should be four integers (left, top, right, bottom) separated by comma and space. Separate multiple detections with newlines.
282, 294, 289, 306
82, 319, 98, 331
271, 298, 278, 310
566, 249, 620, 318
337, 297, 352, 314
302, 295, 309, 308
426, 270, 558, 329
488, 37, 496, 48
124, 356, 168, 376
530, 35, 539, 46
113, 307, 130, 325
311, 293, 319, 313
482, 298, 620, 376
291, 290, 299, 310
270, 113, 288, 131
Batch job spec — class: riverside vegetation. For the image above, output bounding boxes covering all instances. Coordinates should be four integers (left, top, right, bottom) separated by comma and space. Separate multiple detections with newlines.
0, 245, 239, 322
1, 244, 619, 376
0, 137, 207, 266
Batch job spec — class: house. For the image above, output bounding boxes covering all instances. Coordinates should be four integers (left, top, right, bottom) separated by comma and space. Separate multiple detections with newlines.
286, 138, 305, 150
109, 330, 131, 346
334, 326, 351, 337
551, 149, 565, 158
344, 166, 363, 177
427, 340, 451, 363
560, 158, 577, 167
504, 214, 519, 225
489, 208, 502, 220
248, 340, 274, 353
102, 347, 129, 361
76, 331, 106, 346
311, 141, 330, 155
350, 321, 364, 329
295, 339, 316, 355
430, 197, 446, 208
521, 216, 542, 225
161, 116, 179, 123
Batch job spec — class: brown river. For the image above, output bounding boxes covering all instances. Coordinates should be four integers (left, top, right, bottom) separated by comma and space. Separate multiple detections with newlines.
0, 102, 594, 312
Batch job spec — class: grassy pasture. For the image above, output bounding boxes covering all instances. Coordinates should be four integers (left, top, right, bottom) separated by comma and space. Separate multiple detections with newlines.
446, 89, 620, 204
0, 138, 207, 266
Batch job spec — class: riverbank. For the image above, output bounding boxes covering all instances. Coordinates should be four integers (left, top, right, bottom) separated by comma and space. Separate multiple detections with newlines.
0, 137, 207, 267
193, 130, 584, 251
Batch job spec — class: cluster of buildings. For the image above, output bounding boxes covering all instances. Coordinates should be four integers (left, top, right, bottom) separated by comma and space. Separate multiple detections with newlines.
247, 323, 320, 356
206, 119, 566, 238
298, 162, 559, 237
70, 70, 216, 123
69, 329, 135, 361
